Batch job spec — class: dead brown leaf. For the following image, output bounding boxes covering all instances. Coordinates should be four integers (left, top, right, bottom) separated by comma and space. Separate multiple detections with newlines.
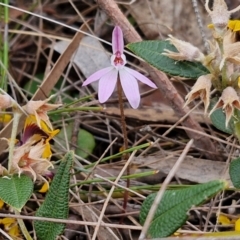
133, 155, 231, 185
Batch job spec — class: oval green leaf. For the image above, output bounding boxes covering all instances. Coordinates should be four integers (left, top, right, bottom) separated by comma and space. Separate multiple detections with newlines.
127, 40, 209, 78
209, 99, 234, 134
56, 124, 95, 158
0, 174, 33, 211
140, 180, 226, 238
230, 157, 240, 188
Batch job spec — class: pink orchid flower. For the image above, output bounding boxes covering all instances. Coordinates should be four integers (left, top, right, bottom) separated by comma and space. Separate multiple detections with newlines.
82, 26, 157, 109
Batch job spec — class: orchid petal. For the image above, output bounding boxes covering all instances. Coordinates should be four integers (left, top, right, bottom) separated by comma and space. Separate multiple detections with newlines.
82, 67, 113, 86
119, 69, 140, 109
124, 67, 157, 88
112, 26, 124, 54
98, 69, 118, 103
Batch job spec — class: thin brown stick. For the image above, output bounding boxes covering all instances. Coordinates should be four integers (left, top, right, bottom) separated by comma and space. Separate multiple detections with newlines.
0, 213, 142, 230
96, 0, 217, 160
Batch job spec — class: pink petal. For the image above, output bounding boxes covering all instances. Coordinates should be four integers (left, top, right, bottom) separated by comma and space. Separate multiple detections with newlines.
98, 69, 118, 103
124, 67, 157, 88
82, 67, 113, 86
112, 26, 124, 54
119, 69, 140, 109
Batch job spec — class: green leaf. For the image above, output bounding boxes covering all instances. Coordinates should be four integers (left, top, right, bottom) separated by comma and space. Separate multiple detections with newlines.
127, 40, 209, 78
24, 78, 39, 94
140, 180, 226, 238
0, 174, 33, 211
209, 99, 234, 134
34, 151, 74, 240
76, 129, 96, 158
210, 108, 234, 134
230, 158, 240, 188
56, 124, 95, 158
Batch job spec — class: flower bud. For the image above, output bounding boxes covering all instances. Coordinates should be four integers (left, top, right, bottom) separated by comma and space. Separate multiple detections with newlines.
221, 40, 240, 69
207, 0, 229, 32
163, 35, 204, 62
0, 94, 13, 109
184, 74, 212, 114
205, 0, 240, 35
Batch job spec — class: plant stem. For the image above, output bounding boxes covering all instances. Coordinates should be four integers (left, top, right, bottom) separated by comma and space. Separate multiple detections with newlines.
117, 79, 128, 152
15, 210, 33, 240
0, 0, 9, 91
8, 110, 22, 171
49, 106, 102, 115
117, 78, 130, 219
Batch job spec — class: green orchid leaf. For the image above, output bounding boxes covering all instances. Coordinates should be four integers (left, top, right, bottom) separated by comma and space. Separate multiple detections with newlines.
140, 180, 226, 238
127, 40, 209, 78
230, 157, 240, 188
0, 174, 33, 211
56, 124, 95, 158
34, 151, 74, 240
76, 129, 96, 158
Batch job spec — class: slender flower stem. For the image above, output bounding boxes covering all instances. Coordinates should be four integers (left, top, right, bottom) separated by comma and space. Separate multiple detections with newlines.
0, 0, 9, 91
117, 78, 128, 152
8, 110, 22, 171
117, 78, 130, 218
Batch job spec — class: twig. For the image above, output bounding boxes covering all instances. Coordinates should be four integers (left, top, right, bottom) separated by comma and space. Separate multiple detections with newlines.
0, 213, 143, 230
139, 139, 194, 240
191, 0, 209, 53
96, 0, 216, 159
0, 228, 12, 240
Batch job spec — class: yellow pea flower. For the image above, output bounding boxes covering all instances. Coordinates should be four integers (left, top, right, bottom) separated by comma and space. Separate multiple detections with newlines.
228, 20, 240, 32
